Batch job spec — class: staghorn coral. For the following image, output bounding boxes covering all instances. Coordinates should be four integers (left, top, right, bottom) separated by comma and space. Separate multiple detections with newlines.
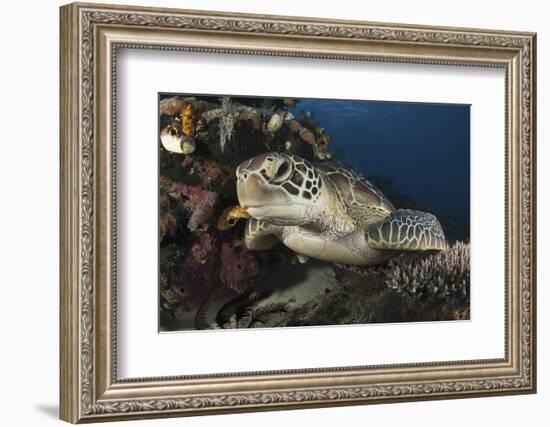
385, 241, 470, 305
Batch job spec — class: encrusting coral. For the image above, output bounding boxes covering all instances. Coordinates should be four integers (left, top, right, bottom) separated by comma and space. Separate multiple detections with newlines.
385, 241, 470, 305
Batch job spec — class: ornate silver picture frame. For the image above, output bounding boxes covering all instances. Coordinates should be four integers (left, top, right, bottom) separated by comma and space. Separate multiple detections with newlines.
60, 2, 536, 423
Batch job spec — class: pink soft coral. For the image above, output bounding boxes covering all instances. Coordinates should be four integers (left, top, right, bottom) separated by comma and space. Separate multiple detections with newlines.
172, 247, 217, 312
174, 183, 218, 231
171, 272, 213, 313
174, 182, 203, 204
191, 233, 217, 263
219, 243, 259, 293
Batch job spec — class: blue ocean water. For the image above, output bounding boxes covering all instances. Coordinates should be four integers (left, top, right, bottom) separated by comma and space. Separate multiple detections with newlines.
289, 99, 470, 222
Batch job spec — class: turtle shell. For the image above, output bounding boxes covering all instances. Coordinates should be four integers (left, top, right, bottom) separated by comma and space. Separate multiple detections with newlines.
317, 161, 395, 223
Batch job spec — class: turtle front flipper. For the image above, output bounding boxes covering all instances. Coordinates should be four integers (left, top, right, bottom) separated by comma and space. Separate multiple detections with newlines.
244, 218, 283, 250
367, 209, 447, 251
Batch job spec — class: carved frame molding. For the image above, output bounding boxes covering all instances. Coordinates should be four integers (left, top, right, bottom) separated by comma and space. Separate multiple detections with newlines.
60, 2, 536, 423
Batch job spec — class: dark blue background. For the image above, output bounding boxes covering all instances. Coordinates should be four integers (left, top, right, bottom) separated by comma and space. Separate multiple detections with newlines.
290, 100, 470, 222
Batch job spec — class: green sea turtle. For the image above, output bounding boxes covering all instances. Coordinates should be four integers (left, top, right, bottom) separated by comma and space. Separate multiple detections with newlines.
236, 152, 446, 266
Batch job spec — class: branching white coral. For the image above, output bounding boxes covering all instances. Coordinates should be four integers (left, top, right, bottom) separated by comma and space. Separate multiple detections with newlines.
219, 96, 236, 152
385, 241, 470, 304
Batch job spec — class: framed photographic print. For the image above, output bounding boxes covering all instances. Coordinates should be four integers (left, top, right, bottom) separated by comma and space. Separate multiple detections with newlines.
157, 93, 469, 332
60, 2, 537, 423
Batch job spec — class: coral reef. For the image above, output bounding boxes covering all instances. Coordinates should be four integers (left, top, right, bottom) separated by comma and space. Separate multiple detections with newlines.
181, 101, 196, 137
219, 243, 259, 293
160, 96, 184, 116
205, 241, 471, 329
266, 113, 284, 133
159, 238, 216, 326
285, 116, 332, 160
159, 195, 177, 240
385, 241, 470, 306
174, 183, 218, 231
159, 98, 201, 154
188, 191, 218, 231
191, 233, 217, 263
160, 123, 196, 154
171, 251, 216, 313
209, 255, 468, 329
217, 205, 251, 230
158, 94, 470, 331
218, 97, 236, 152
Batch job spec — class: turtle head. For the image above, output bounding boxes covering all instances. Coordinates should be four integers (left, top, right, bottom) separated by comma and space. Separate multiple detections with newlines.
236, 152, 322, 225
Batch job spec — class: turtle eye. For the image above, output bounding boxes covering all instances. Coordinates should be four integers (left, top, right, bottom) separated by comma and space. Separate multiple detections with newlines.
273, 159, 292, 182
170, 127, 178, 136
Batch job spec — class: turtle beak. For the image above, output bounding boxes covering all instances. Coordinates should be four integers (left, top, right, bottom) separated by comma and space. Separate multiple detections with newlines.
237, 175, 266, 209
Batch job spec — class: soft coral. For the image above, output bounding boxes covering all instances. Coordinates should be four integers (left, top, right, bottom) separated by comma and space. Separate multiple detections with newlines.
219, 243, 259, 293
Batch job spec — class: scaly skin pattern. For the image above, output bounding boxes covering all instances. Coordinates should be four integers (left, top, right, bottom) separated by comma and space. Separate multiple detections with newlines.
367, 209, 447, 251
236, 152, 443, 265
